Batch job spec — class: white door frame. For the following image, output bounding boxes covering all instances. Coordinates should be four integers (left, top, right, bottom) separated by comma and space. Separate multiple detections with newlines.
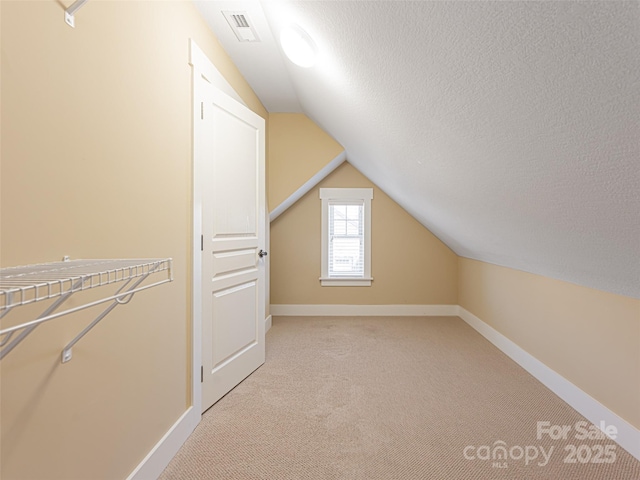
189, 39, 248, 419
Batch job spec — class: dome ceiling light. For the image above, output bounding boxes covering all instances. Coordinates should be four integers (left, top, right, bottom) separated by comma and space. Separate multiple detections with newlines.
280, 25, 317, 68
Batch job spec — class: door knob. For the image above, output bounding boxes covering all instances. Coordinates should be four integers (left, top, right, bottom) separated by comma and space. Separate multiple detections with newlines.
258, 250, 268, 258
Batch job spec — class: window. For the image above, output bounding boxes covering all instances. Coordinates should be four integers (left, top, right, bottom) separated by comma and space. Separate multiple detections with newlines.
320, 188, 373, 286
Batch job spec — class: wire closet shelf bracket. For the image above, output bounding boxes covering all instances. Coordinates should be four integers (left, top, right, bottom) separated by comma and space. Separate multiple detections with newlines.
0, 258, 173, 363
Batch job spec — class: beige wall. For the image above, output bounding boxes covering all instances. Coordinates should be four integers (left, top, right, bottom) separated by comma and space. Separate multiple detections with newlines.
268, 113, 343, 211
0, 1, 266, 479
270, 162, 458, 305
458, 258, 640, 429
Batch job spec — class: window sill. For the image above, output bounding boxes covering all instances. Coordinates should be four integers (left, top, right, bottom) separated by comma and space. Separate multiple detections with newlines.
319, 277, 373, 287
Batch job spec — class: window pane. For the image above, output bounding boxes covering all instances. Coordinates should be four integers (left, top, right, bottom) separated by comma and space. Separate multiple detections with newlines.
346, 205, 360, 220
330, 237, 364, 276
333, 219, 347, 235
346, 219, 359, 236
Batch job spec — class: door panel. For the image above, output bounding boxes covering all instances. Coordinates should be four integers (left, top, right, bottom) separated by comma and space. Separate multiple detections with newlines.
212, 249, 256, 278
212, 281, 257, 368
211, 106, 258, 236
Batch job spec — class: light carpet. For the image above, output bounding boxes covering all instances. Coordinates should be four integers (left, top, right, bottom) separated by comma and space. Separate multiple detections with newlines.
160, 316, 640, 479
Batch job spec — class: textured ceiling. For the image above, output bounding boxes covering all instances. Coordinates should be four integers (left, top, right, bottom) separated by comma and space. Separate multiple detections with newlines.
197, 0, 640, 298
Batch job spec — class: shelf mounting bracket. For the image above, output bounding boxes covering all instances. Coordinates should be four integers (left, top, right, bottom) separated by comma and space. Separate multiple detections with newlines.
61, 270, 156, 363
64, 0, 90, 28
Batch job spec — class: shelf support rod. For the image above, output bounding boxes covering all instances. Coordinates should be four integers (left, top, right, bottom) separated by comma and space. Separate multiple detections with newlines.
61, 268, 159, 363
64, 0, 90, 28
0, 296, 14, 320
0, 331, 15, 347
0, 278, 85, 360
61, 295, 120, 363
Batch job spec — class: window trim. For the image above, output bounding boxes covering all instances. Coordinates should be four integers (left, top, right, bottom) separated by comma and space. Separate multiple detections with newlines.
319, 187, 373, 287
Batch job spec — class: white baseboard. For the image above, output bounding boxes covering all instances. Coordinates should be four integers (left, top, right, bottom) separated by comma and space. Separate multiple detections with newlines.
457, 306, 640, 462
265, 314, 272, 332
126, 407, 199, 480
270, 304, 458, 317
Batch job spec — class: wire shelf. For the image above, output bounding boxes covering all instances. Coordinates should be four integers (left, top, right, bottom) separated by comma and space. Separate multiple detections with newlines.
0, 259, 172, 311
0, 258, 173, 362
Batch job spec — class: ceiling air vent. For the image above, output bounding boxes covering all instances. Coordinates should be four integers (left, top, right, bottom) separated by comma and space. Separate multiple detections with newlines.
222, 11, 261, 42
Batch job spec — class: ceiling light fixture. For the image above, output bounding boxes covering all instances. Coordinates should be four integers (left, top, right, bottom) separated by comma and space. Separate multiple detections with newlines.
280, 25, 317, 68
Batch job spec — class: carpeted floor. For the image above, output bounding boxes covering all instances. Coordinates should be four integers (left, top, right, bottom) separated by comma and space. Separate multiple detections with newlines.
160, 316, 640, 479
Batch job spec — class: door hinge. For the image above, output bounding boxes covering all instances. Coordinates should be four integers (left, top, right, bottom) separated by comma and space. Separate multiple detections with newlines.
201, 234, 204, 251
200, 102, 204, 120
201, 365, 203, 383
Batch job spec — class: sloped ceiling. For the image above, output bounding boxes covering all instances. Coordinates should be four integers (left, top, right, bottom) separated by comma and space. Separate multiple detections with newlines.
195, 0, 640, 298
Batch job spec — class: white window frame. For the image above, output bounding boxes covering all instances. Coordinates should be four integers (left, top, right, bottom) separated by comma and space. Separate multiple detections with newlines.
319, 187, 373, 287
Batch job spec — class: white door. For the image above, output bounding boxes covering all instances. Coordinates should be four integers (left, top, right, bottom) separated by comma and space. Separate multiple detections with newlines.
199, 85, 266, 412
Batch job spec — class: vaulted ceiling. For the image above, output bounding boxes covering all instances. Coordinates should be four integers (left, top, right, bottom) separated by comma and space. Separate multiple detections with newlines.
195, 0, 640, 298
